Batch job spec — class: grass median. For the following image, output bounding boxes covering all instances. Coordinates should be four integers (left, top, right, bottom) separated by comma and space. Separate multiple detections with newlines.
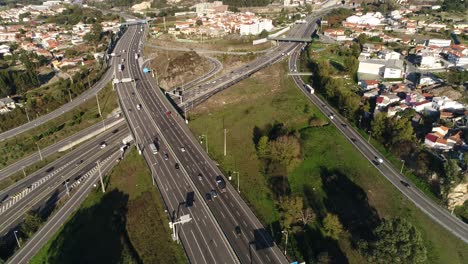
188, 62, 468, 263
0, 82, 118, 171
30, 147, 187, 264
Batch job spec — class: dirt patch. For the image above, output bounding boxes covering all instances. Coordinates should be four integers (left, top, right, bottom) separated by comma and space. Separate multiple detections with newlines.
147, 50, 212, 90
431, 86, 463, 100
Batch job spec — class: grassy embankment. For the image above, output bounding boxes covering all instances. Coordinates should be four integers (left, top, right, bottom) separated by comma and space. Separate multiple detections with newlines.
0, 83, 118, 188
30, 148, 187, 264
189, 62, 468, 263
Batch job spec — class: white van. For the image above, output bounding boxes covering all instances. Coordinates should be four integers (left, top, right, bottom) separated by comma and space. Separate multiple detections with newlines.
149, 143, 158, 154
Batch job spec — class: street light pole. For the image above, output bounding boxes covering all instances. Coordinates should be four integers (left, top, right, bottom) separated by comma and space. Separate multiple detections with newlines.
400, 159, 405, 174
233, 171, 240, 193
224, 128, 227, 156
13, 230, 21, 248
36, 143, 43, 161
282, 230, 288, 255
64, 179, 70, 197
24, 105, 30, 122
367, 130, 372, 143
97, 161, 105, 193
22, 167, 26, 178
96, 94, 102, 117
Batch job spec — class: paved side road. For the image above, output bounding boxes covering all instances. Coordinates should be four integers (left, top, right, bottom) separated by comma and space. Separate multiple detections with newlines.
288, 45, 468, 244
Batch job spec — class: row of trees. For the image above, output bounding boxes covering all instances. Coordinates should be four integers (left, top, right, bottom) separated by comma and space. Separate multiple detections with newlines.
44, 5, 119, 25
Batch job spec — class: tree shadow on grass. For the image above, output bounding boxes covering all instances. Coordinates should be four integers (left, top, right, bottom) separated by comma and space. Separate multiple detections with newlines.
268, 175, 290, 198
320, 167, 381, 245
44, 190, 142, 264
295, 226, 348, 264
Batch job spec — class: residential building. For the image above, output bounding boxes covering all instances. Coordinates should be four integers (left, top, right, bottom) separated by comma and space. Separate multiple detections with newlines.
432, 96, 465, 111
0, 97, 15, 114
427, 38, 451, 48
446, 45, 468, 66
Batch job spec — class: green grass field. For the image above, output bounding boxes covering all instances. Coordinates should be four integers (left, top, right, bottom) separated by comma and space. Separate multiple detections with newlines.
0, 83, 117, 170
189, 62, 468, 263
30, 148, 186, 264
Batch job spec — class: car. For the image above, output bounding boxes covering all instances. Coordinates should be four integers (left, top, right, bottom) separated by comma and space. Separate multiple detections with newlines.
181, 147, 186, 152
198, 173, 203, 181
235, 226, 242, 235
114, 113, 121, 118
376, 157, 384, 164
186, 192, 195, 207
76, 160, 83, 166
329, 115, 334, 120
165, 111, 171, 116
211, 189, 218, 198
100, 142, 107, 149
136, 104, 142, 110
164, 153, 169, 160
175, 163, 180, 169
400, 180, 410, 187
205, 192, 212, 201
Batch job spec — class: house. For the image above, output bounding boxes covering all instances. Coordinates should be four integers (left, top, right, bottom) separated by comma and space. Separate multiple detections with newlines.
360, 80, 379, 90
383, 59, 404, 79
363, 88, 379, 98
387, 104, 409, 117
426, 38, 451, 48
0, 97, 15, 113
446, 45, 468, 66
432, 96, 465, 111
376, 94, 400, 109
425, 133, 450, 150
413, 100, 432, 113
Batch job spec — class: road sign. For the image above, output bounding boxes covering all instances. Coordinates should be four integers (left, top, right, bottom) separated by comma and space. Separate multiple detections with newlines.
143, 67, 150, 73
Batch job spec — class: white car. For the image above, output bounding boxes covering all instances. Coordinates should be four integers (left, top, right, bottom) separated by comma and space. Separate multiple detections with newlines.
181, 147, 186, 152
100, 142, 107, 149
136, 104, 141, 110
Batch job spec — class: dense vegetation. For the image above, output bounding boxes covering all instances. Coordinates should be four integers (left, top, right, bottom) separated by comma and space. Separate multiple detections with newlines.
0, 51, 48, 97
443, 0, 468, 12
43, 5, 119, 25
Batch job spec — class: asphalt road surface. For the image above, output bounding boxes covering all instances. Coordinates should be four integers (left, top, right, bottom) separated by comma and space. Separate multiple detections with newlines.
287, 44, 468, 243
115, 24, 239, 264
0, 127, 129, 237
0, 116, 124, 181
118, 22, 291, 263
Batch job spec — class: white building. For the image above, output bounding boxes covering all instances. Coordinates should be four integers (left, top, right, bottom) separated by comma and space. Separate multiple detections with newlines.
0, 97, 15, 114
432, 97, 465, 111
427, 39, 451, 48
240, 19, 273, 35
358, 59, 403, 79
447, 46, 468, 66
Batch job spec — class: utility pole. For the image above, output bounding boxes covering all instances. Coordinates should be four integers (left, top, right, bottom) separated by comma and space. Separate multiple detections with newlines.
367, 131, 372, 143
68, 87, 73, 102
64, 179, 70, 197
224, 128, 227, 156
36, 143, 43, 161
96, 94, 102, 117
22, 167, 26, 177
24, 105, 30, 122
163, 16, 166, 31
400, 159, 405, 174
13, 230, 21, 248
97, 161, 105, 193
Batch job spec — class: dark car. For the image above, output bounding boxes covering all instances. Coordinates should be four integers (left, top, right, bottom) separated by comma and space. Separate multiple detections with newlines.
215, 176, 226, 192
198, 173, 203, 181
400, 180, 410, 188
164, 153, 169, 160
235, 226, 242, 235
205, 192, 212, 201
175, 163, 180, 169
186, 191, 195, 207
211, 189, 218, 198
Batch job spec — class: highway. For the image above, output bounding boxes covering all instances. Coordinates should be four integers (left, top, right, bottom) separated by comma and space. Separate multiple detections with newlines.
118, 21, 292, 262
0, 116, 124, 181
0, 21, 135, 142
0, 126, 129, 237
6, 149, 122, 264
287, 45, 468, 243
115, 24, 240, 264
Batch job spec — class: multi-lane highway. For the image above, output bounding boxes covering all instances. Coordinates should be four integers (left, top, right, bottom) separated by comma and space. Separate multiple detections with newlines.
115, 24, 240, 264
116, 21, 294, 263
6, 148, 123, 264
0, 126, 129, 236
287, 45, 468, 243
0, 116, 123, 181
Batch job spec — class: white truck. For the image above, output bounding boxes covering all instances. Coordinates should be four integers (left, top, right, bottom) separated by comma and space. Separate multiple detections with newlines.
122, 135, 134, 145
118, 64, 124, 72
134, 53, 139, 60
305, 84, 314, 94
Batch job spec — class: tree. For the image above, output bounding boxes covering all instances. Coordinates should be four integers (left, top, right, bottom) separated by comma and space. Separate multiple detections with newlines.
278, 195, 303, 229
259, 29, 269, 38
256, 135, 269, 158
344, 56, 359, 76
269, 135, 301, 171
20, 211, 43, 238
196, 19, 203, 26
371, 113, 387, 143
443, 159, 460, 187
359, 218, 427, 264
316, 252, 331, 264
388, 116, 415, 145
322, 213, 343, 240
301, 206, 315, 227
